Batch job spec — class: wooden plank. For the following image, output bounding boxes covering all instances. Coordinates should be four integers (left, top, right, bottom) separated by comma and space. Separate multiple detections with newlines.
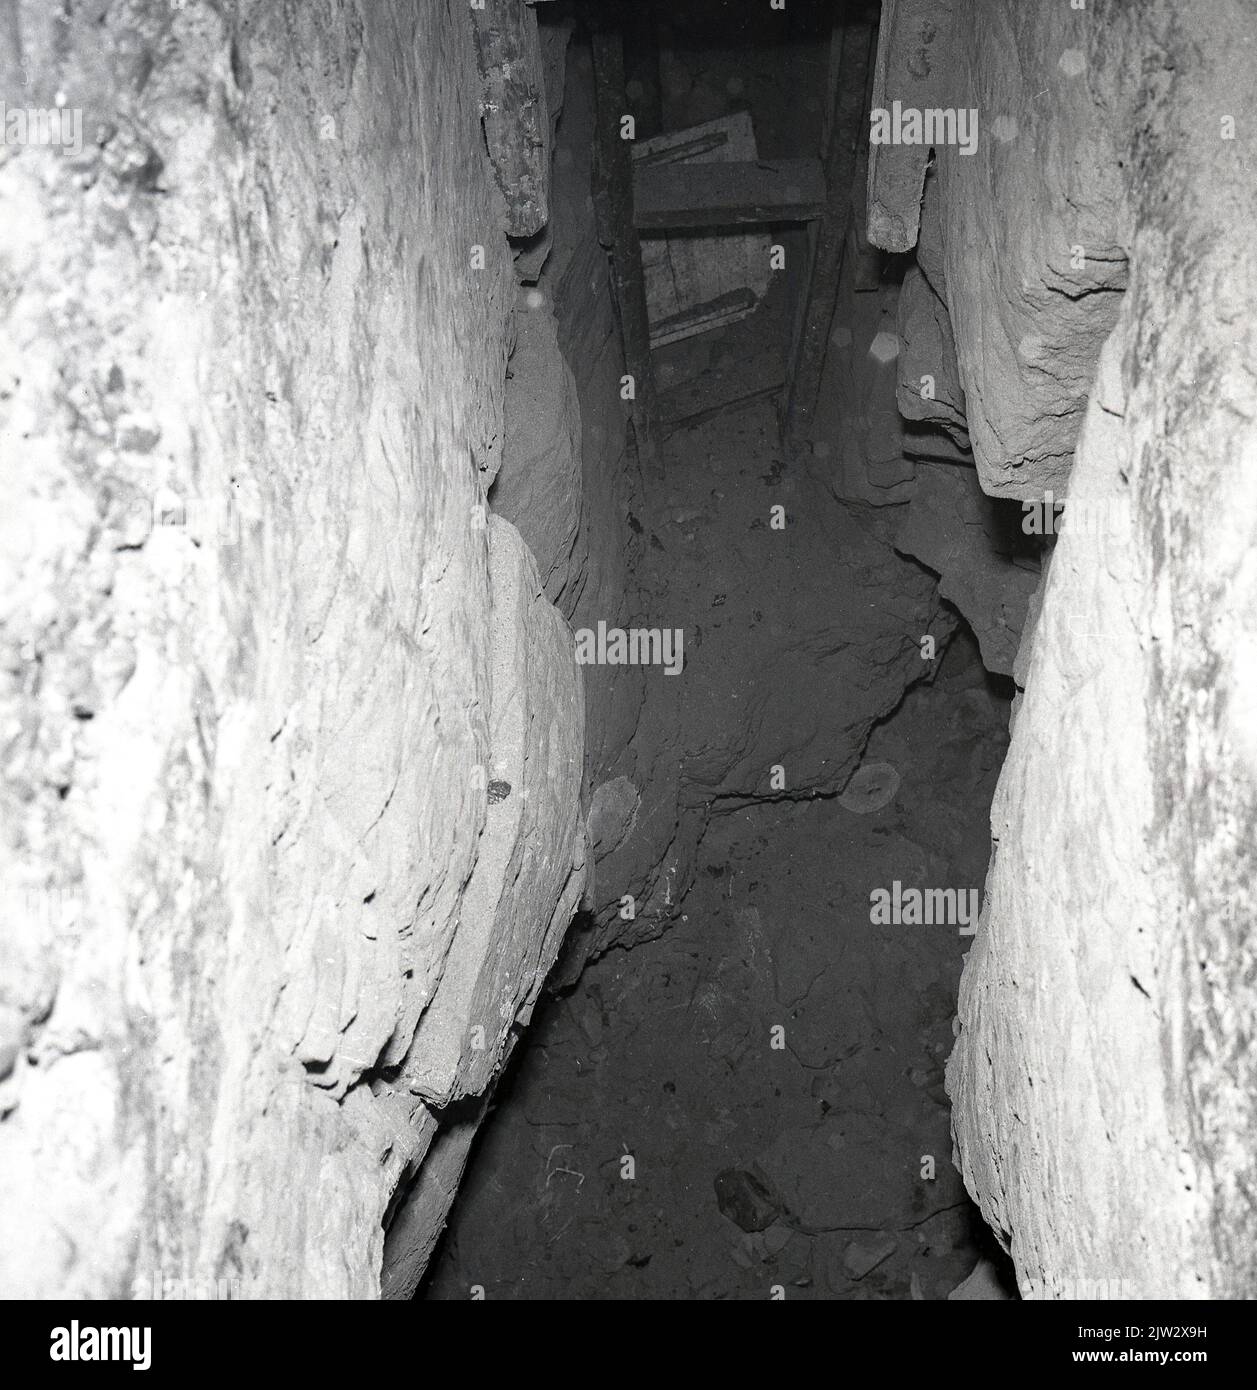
656, 277, 793, 427
662, 383, 783, 435
866, 0, 959, 252
784, 11, 877, 444
634, 113, 771, 347
632, 158, 827, 229
590, 18, 662, 481
470, 0, 550, 237
649, 288, 757, 350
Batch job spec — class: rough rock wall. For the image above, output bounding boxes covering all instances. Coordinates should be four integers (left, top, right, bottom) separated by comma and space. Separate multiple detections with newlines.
0, 0, 584, 1299
868, 0, 1257, 1297
495, 32, 672, 974
871, 0, 1129, 500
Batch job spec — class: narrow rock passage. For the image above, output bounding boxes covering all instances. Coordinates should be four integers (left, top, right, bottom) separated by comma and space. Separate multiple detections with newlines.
426, 398, 1015, 1299
3, 0, 1253, 1318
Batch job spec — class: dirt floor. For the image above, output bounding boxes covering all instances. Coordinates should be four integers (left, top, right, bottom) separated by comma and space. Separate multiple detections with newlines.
425, 610, 1013, 1299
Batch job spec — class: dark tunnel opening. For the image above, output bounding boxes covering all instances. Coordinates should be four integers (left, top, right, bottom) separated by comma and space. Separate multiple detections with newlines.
412, 0, 1023, 1301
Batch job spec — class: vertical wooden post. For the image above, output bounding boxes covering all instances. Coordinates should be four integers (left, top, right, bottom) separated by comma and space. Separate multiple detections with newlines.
784, 6, 877, 447
470, 0, 551, 237
590, 10, 663, 482
622, 2, 664, 143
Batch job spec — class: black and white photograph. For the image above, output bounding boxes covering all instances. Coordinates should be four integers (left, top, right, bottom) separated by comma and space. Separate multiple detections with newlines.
0, 0, 1253, 1351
